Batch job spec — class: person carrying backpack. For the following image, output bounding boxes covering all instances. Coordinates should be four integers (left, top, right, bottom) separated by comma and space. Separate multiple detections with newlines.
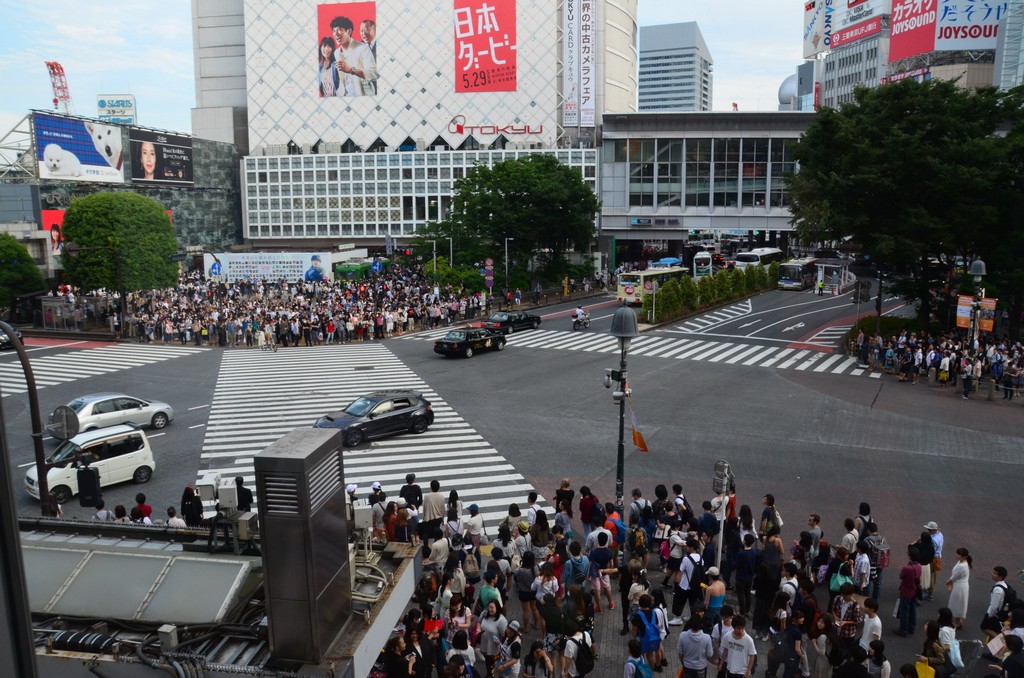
982, 566, 1017, 641
562, 542, 592, 594
669, 538, 705, 626
562, 624, 595, 678
626, 639, 655, 678
632, 593, 666, 669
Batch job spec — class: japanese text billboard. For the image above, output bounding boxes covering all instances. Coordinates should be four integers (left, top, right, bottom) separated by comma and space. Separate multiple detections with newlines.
934, 0, 1009, 52
454, 0, 517, 93
830, 15, 883, 48
803, 0, 831, 58
203, 252, 333, 283
129, 128, 194, 186
563, 0, 580, 127
316, 2, 378, 97
33, 113, 125, 184
579, 0, 595, 127
890, 0, 937, 61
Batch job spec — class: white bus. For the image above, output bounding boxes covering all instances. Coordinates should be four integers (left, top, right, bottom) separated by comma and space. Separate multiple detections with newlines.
617, 266, 689, 305
734, 247, 784, 270
777, 257, 819, 290
693, 251, 714, 279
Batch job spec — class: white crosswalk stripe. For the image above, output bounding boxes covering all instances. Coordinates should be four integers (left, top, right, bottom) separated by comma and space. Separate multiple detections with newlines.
673, 300, 753, 333
401, 327, 871, 377
805, 325, 853, 346
0, 344, 206, 395
196, 344, 545, 527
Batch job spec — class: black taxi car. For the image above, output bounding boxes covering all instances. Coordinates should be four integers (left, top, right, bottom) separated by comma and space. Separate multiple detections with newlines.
314, 391, 434, 446
433, 327, 507, 358
478, 310, 541, 334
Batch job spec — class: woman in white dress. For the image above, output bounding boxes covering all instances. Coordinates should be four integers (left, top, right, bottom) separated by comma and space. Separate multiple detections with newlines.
946, 547, 972, 628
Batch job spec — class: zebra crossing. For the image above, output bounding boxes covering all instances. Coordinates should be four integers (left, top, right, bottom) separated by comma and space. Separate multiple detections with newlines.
197, 344, 545, 527
0, 344, 207, 396
672, 300, 752, 333
805, 325, 853, 347
407, 327, 879, 378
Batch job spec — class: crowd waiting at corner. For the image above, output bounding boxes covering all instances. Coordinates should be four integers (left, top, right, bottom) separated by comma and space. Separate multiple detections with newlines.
364, 476, 1022, 678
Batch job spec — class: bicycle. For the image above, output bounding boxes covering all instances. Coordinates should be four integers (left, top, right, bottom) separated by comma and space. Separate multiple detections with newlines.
260, 330, 278, 352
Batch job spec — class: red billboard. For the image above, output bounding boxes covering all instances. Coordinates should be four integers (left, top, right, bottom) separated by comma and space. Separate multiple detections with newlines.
830, 15, 882, 48
316, 2, 378, 97
889, 0, 937, 62
454, 0, 517, 92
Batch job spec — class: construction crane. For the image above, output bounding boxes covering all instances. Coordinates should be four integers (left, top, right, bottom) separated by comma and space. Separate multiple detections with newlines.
45, 61, 75, 115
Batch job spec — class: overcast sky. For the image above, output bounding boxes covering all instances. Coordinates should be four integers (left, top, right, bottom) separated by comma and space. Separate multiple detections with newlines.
0, 0, 804, 137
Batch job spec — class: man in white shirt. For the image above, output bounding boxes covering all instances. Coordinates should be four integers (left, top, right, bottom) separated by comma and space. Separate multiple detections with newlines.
721, 615, 757, 678
562, 627, 593, 678
858, 598, 881, 652
166, 506, 187, 528
330, 15, 378, 96
853, 542, 872, 594
982, 566, 1010, 640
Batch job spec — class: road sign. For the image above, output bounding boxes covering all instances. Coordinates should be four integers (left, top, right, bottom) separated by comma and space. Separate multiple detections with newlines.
209, 262, 221, 276
48, 405, 80, 441
485, 258, 494, 267
480, 268, 487, 275
371, 260, 384, 274
485, 279, 494, 288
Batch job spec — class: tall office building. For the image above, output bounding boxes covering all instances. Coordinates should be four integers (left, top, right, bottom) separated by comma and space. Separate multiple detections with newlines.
638, 22, 713, 112
188, 0, 639, 247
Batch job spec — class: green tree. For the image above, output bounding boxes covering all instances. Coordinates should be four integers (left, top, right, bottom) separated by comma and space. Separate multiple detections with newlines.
61, 193, 179, 294
415, 154, 600, 281
0, 233, 45, 307
787, 79, 1018, 325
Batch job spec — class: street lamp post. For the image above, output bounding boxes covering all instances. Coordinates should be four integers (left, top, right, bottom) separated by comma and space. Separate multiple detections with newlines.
969, 258, 987, 353
429, 240, 437, 275
447, 237, 454, 267
608, 302, 640, 517
0, 321, 51, 517
504, 237, 515, 292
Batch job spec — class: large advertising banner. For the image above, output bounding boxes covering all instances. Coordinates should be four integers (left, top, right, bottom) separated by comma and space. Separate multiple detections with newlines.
563, 0, 580, 127
42, 209, 66, 258
316, 2, 378, 97
803, 0, 830, 58
203, 252, 334, 283
129, 128, 194, 186
454, 0, 517, 93
840, 0, 885, 27
934, 0, 1009, 51
579, 0, 595, 127
830, 15, 883, 48
33, 113, 125, 184
956, 295, 972, 329
980, 298, 997, 332
890, 0, 938, 61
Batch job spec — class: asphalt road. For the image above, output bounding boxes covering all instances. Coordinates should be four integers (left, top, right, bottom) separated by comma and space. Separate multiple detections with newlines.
3, 292, 1021, 667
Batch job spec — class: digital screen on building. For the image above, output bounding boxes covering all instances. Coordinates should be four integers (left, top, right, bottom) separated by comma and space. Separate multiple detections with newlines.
129, 128, 194, 186
33, 113, 125, 184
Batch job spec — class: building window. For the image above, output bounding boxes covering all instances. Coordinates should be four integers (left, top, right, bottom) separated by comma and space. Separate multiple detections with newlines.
769, 139, 796, 207
628, 140, 655, 206
685, 138, 711, 207
604, 139, 628, 163
741, 139, 769, 207
656, 139, 683, 207
712, 138, 740, 207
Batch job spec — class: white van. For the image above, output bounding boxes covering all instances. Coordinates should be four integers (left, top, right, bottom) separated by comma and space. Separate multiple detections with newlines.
25, 424, 156, 504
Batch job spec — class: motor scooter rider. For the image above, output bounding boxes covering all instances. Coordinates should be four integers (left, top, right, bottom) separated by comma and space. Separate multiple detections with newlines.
572, 305, 589, 324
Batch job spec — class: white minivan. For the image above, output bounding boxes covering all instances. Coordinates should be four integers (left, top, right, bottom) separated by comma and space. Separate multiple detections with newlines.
25, 424, 156, 504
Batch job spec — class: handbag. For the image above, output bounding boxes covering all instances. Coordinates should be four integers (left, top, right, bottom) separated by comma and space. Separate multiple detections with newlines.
915, 661, 936, 678
949, 640, 964, 670
830, 570, 854, 591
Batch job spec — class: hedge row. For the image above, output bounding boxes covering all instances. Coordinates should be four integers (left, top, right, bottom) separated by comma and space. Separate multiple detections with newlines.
642, 261, 780, 324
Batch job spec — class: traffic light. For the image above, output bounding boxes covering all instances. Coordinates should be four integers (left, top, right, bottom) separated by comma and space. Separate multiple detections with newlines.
753, 230, 761, 236
358, 284, 366, 293
403, 248, 414, 256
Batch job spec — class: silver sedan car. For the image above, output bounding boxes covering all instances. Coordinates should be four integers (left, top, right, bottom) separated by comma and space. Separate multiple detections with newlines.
66, 392, 175, 431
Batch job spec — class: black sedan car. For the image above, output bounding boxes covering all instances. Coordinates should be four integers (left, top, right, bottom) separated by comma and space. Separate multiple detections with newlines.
434, 328, 506, 358
479, 311, 541, 334
0, 326, 23, 350
314, 391, 434, 447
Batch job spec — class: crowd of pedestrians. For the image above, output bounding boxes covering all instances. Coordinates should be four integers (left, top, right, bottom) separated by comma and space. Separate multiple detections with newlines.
369, 477, 1022, 678
852, 329, 1024, 402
